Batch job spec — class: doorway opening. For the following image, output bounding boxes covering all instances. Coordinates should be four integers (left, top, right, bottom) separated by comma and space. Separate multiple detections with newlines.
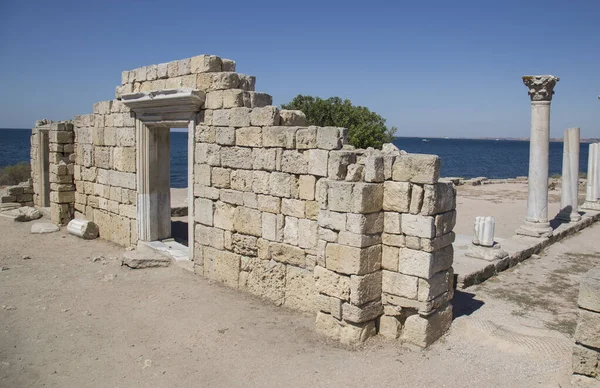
38, 129, 50, 207
169, 127, 189, 246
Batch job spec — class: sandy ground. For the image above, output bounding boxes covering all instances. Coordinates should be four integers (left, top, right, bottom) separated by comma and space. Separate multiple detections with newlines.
1, 213, 599, 387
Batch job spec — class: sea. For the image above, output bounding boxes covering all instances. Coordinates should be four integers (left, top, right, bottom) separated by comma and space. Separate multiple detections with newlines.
1, 128, 591, 189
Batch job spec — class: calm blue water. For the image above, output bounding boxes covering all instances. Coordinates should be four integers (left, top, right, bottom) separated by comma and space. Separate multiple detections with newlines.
0, 128, 592, 189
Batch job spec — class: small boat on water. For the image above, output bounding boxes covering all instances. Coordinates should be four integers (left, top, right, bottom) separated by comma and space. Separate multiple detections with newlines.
422, 139, 429, 142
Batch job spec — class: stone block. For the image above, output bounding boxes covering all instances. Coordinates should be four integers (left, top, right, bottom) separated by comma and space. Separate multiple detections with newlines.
383, 212, 402, 234
220, 189, 244, 207
315, 294, 343, 318
212, 72, 242, 90
50, 191, 75, 204
230, 169, 253, 192
221, 59, 236, 71
298, 218, 318, 249
317, 127, 344, 150
345, 164, 364, 182
307, 149, 329, 177
235, 127, 261, 147
221, 147, 252, 169
244, 92, 273, 108
382, 245, 399, 271
576, 309, 600, 348
113, 147, 136, 173
398, 245, 453, 279
434, 211, 456, 237
195, 143, 221, 166
382, 270, 418, 299
421, 183, 456, 216
379, 315, 401, 339
214, 126, 235, 145
319, 227, 338, 243
579, 269, 600, 313
328, 151, 356, 180
281, 150, 308, 174
239, 257, 286, 305
229, 107, 252, 127
284, 266, 314, 312
203, 246, 240, 288
269, 172, 292, 198
326, 244, 381, 276
296, 127, 317, 149
342, 300, 383, 323
282, 198, 305, 218
250, 106, 280, 126
402, 304, 452, 347
262, 126, 296, 148
190, 55, 222, 73
195, 224, 224, 249
270, 242, 305, 266
393, 154, 440, 184
315, 312, 377, 345
212, 109, 230, 126
195, 198, 214, 226
232, 234, 258, 256
410, 184, 424, 214
257, 194, 281, 213
283, 216, 298, 245
213, 201, 235, 230
572, 343, 600, 378
279, 110, 307, 126
317, 209, 346, 231
252, 148, 277, 171
327, 181, 353, 212
298, 175, 316, 200
210, 167, 230, 188
352, 183, 383, 213
350, 271, 382, 305
401, 213, 435, 238
337, 231, 380, 248
418, 269, 453, 302
421, 232, 455, 253
365, 156, 384, 182
222, 89, 245, 108
262, 212, 283, 242
94, 146, 112, 169
314, 265, 350, 300
205, 91, 223, 109
383, 181, 411, 212
194, 164, 211, 187
233, 207, 262, 237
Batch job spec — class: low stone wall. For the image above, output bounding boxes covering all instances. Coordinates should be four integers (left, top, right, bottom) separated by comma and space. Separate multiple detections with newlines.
572, 268, 600, 385
0, 182, 34, 206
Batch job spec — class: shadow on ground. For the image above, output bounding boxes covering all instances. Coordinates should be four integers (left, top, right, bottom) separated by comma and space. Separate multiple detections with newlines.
452, 290, 485, 319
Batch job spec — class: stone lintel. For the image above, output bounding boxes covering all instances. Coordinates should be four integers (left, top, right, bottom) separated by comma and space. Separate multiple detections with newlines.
122, 88, 205, 120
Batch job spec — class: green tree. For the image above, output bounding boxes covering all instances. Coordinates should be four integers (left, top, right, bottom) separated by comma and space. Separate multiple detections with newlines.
281, 95, 396, 149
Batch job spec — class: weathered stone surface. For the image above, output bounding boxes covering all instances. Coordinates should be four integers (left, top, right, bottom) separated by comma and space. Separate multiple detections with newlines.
121, 251, 170, 269
402, 304, 452, 347
233, 207, 262, 237
382, 270, 418, 299
279, 110, 307, 126
401, 213, 435, 239
298, 218, 318, 249
382, 245, 399, 271
283, 216, 298, 245
393, 154, 440, 184
235, 127, 262, 147
317, 210, 346, 231
346, 212, 383, 235
296, 127, 317, 149
325, 243, 381, 275
383, 181, 411, 212
232, 233, 258, 256
342, 300, 383, 323
195, 198, 214, 226
14, 207, 42, 222
203, 246, 240, 288
421, 183, 456, 216
576, 309, 600, 348
221, 147, 253, 169
284, 266, 314, 312
410, 184, 424, 214
269, 172, 292, 198
572, 343, 600, 378
418, 269, 453, 301
281, 150, 308, 174
434, 211, 456, 237
252, 148, 277, 171
365, 156, 384, 183
350, 271, 382, 305
229, 108, 252, 127
383, 212, 402, 234
352, 183, 383, 214
379, 315, 401, 339
239, 257, 286, 305
328, 151, 356, 180
262, 126, 296, 148
315, 312, 377, 344
398, 246, 453, 279
190, 55, 222, 73
314, 265, 350, 300
317, 127, 344, 150
579, 269, 600, 313
270, 242, 305, 266
345, 164, 364, 182
315, 293, 343, 318
31, 222, 60, 234
215, 126, 235, 145
308, 149, 329, 176
250, 106, 280, 126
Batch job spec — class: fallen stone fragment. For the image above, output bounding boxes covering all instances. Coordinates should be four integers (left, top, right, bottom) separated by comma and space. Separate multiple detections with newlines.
22, 255, 31, 260
67, 219, 99, 240
2, 305, 16, 310
121, 251, 171, 269
13, 206, 42, 222
31, 222, 60, 234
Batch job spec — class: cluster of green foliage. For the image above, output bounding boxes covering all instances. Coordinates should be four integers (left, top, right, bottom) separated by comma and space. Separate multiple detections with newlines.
0, 162, 31, 186
281, 95, 396, 149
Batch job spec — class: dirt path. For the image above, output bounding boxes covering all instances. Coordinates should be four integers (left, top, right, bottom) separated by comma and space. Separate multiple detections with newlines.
1, 216, 598, 387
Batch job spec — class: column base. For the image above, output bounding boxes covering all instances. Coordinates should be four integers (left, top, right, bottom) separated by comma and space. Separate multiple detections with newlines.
465, 244, 509, 261
516, 220, 553, 238
556, 210, 582, 223
581, 201, 600, 211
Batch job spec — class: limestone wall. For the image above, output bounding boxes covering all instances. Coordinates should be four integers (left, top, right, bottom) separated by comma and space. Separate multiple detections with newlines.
572, 268, 600, 385
71, 100, 137, 246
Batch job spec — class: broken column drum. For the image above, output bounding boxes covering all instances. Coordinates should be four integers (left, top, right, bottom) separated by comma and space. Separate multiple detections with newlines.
517, 75, 559, 238
472, 216, 495, 246
557, 127, 581, 222
582, 143, 600, 210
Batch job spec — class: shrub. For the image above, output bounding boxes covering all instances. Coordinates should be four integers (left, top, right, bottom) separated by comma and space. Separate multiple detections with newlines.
282, 95, 396, 149
0, 162, 31, 186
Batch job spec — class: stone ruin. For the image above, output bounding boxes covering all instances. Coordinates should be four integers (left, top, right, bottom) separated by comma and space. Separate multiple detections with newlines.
27, 54, 457, 346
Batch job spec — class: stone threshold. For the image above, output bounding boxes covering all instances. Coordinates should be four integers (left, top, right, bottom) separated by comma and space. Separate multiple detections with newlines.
137, 239, 193, 272
453, 209, 600, 288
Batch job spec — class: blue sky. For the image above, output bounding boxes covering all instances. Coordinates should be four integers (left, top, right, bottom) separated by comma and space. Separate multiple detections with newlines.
0, 0, 598, 138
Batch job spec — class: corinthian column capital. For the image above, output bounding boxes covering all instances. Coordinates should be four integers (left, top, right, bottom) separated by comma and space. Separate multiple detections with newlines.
522, 75, 559, 101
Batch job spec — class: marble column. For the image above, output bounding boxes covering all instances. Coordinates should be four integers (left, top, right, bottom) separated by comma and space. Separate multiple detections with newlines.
582, 143, 600, 210
557, 127, 581, 222
517, 75, 559, 238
